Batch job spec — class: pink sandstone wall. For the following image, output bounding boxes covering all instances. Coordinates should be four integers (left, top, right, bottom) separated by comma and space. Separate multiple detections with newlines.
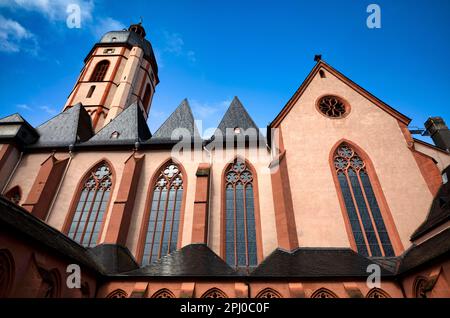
279, 69, 434, 252
414, 141, 450, 171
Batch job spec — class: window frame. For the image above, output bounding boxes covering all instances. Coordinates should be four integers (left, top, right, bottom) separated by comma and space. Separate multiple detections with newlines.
90, 60, 110, 82
329, 139, 403, 257
137, 159, 187, 266
315, 94, 351, 119
63, 159, 115, 247
220, 158, 263, 268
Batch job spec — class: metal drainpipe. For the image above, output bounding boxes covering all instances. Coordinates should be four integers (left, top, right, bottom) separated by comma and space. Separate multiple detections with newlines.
45, 145, 74, 223
1, 150, 23, 194
203, 144, 213, 247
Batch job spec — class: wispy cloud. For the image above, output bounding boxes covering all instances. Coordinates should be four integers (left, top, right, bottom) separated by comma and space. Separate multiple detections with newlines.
92, 17, 125, 39
17, 103, 32, 111
39, 105, 57, 115
190, 99, 230, 137
0, 0, 95, 22
160, 30, 197, 63
191, 99, 230, 119
0, 14, 38, 54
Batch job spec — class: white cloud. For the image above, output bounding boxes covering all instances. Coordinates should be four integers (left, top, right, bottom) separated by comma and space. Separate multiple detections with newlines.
163, 31, 184, 55
92, 17, 125, 39
0, 14, 38, 54
0, 0, 94, 22
17, 103, 32, 110
187, 50, 196, 63
191, 99, 230, 119
39, 105, 57, 115
159, 30, 197, 63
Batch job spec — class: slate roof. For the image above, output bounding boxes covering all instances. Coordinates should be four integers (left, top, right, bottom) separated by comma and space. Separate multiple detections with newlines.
0, 113, 39, 145
98, 30, 158, 76
250, 248, 395, 278
212, 96, 264, 141
83, 102, 151, 146
120, 244, 238, 277
1, 193, 450, 279
27, 103, 93, 149
0, 113, 27, 123
88, 244, 139, 275
411, 165, 450, 240
0, 196, 101, 273
148, 99, 201, 144
398, 227, 450, 275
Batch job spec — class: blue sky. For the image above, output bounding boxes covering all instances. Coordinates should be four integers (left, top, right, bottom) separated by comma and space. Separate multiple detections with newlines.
0, 0, 449, 141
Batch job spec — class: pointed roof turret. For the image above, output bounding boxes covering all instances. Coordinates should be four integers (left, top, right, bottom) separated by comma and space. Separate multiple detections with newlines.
209, 97, 264, 146
216, 97, 260, 135
149, 99, 201, 143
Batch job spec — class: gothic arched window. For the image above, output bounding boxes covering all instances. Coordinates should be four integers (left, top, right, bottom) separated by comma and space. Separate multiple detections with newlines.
333, 143, 394, 257
366, 288, 391, 298
38, 269, 60, 298
224, 160, 258, 268
152, 289, 175, 298
141, 162, 184, 265
106, 289, 128, 298
201, 288, 228, 298
414, 277, 429, 298
311, 288, 338, 298
90, 60, 110, 82
0, 249, 14, 298
67, 162, 113, 247
256, 288, 282, 298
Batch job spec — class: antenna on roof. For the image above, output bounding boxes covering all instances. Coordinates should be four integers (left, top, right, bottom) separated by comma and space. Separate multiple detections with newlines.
314, 54, 322, 62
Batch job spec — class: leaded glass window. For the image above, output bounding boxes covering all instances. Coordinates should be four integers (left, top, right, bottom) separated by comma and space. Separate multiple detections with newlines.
225, 160, 258, 267
318, 96, 347, 118
142, 162, 183, 265
334, 144, 394, 257
68, 163, 112, 247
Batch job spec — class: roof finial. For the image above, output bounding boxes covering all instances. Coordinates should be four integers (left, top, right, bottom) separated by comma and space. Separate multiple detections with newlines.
314, 54, 322, 62
139, 16, 143, 25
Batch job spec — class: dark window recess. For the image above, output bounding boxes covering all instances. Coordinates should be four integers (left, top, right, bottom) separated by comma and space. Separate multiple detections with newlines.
319, 69, 326, 78
86, 85, 95, 98
142, 163, 183, 265
68, 163, 112, 247
334, 143, 394, 257
90, 60, 110, 82
225, 160, 258, 268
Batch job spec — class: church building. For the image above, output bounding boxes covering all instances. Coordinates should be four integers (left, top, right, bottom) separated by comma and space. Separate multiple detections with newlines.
0, 23, 449, 298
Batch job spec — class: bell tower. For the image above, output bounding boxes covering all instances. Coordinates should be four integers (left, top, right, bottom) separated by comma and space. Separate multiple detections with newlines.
64, 22, 159, 131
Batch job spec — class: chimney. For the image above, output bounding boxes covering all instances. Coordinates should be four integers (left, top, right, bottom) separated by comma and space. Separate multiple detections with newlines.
425, 117, 450, 151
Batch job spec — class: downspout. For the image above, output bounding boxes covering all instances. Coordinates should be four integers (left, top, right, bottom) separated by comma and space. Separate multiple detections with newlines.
45, 144, 74, 223
1, 150, 23, 194
203, 144, 213, 247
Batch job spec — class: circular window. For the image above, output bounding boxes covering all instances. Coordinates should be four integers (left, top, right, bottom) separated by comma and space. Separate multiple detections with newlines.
317, 95, 349, 118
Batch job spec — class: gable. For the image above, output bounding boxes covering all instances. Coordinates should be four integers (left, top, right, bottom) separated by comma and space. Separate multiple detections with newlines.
270, 61, 411, 128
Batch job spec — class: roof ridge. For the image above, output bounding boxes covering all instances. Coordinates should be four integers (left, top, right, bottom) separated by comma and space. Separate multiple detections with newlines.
270, 60, 411, 128
215, 96, 262, 136
152, 98, 200, 139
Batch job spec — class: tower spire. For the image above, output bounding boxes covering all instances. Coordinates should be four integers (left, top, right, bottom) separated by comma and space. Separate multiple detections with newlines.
63, 20, 158, 132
